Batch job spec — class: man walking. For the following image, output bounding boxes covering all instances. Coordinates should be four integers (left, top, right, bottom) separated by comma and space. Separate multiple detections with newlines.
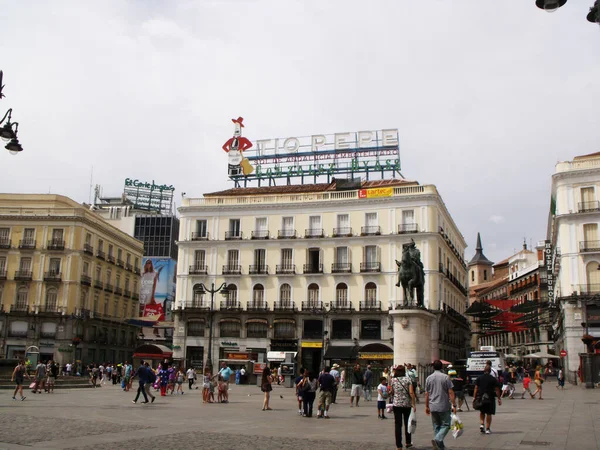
330, 364, 341, 403
364, 364, 374, 401
32, 361, 47, 394
186, 366, 196, 390
317, 366, 336, 419
407, 363, 420, 403
425, 359, 456, 450
350, 363, 363, 407
47, 360, 59, 393
132, 360, 151, 404
143, 362, 157, 403
218, 362, 233, 403
473, 365, 502, 434
11, 360, 30, 401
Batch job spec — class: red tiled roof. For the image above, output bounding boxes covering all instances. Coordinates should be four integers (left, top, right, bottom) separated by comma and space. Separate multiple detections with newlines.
204, 178, 416, 197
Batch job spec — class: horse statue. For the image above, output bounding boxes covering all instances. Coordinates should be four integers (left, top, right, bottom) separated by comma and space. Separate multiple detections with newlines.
395, 240, 425, 307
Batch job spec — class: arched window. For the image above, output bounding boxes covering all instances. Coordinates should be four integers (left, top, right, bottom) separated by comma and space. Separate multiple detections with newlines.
226, 284, 238, 307
307, 283, 319, 307
365, 282, 377, 307
246, 319, 268, 338
45, 288, 58, 312
187, 320, 205, 337
279, 284, 291, 307
336, 283, 348, 307
220, 318, 241, 337
192, 284, 205, 307
586, 261, 600, 291
15, 286, 28, 311
253, 284, 265, 307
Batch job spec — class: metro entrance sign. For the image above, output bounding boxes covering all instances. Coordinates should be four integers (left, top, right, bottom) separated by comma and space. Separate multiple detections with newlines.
224, 122, 401, 186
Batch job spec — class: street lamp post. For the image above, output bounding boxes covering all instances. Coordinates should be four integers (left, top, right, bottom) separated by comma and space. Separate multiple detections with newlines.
309, 302, 330, 370
195, 282, 229, 372
0, 71, 24, 154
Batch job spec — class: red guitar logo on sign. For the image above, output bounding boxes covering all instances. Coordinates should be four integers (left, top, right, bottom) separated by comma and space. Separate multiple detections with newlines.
223, 117, 254, 176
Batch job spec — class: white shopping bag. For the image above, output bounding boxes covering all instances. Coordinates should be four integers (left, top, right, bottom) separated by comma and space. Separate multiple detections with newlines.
451, 413, 464, 439
407, 408, 417, 434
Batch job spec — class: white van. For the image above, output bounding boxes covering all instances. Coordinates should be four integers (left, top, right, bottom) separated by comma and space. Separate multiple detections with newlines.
465, 348, 505, 396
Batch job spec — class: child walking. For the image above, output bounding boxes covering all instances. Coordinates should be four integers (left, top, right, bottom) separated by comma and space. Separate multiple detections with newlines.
176, 368, 185, 394
202, 369, 211, 403
521, 373, 534, 399
377, 377, 389, 419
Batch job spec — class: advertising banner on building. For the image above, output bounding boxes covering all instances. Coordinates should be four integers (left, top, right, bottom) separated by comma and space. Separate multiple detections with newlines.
139, 257, 176, 323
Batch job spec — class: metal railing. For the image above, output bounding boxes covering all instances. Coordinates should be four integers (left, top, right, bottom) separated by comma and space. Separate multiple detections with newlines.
247, 301, 269, 311
96, 250, 105, 260
220, 300, 242, 311
11, 304, 29, 313
114, 287, 123, 295
84, 244, 94, 254
18, 239, 36, 249
14, 270, 32, 281
40, 304, 60, 313
276, 264, 296, 274
331, 263, 352, 273
301, 301, 323, 310
578, 201, 600, 213
398, 223, 418, 234
580, 240, 600, 252
47, 239, 65, 250
332, 227, 353, 237
222, 265, 242, 275
104, 283, 114, 293
577, 284, 600, 294
274, 301, 296, 311
94, 280, 103, 289
303, 264, 323, 274
81, 274, 91, 285
330, 302, 354, 311
0, 269, 7, 280
107, 255, 115, 264
225, 231, 243, 240
182, 300, 211, 310
116, 259, 124, 267
189, 264, 208, 275
191, 231, 209, 241
126, 262, 133, 271
251, 230, 270, 239
278, 229, 297, 239
0, 237, 10, 249
360, 262, 381, 272
361, 226, 381, 236
304, 228, 324, 238
359, 301, 381, 311
43, 271, 62, 282
249, 265, 269, 275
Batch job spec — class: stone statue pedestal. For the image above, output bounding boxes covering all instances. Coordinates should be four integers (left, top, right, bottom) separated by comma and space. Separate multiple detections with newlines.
390, 308, 439, 367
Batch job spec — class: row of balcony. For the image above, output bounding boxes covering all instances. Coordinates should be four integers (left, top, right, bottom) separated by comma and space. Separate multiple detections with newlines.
190, 224, 420, 242
438, 227, 467, 270
438, 264, 468, 296
179, 300, 383, 312
189, 262, 383, 276
84, 244, 140, 274
7, 304, 66, 314
0, 238, 67, 251
0, 270, 63, 282
84, 278, 137, 298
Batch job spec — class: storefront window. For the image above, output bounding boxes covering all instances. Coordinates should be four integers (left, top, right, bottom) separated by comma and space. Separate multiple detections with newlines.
188, 321, 205, 337
303, 319, 323, 339
274, 321, 295, 339
332, 319, 352, 339
360, 319, 381, 339
247, 321, 268, 338
220, 320, 241, 337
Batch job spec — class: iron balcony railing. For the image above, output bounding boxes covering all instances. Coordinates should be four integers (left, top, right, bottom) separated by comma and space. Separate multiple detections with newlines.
276, 264, 296, 275
580, 240, 600, 252
0, 269, 7, 280
577, 284, 600, 294
360, 262, 381, 272
0, 237, 10, 249
47, 239, 65, 250
359, 301, 381, 311
96, 250, 105, 260
331, 263, 352, 273
304, 228, 324, 238
19, 239, 36, 249
274, 301, 296, 311
330, 302, 354, 311
361, 226, 381, 236
40, 304, 61, 313
124, 289, 132, 298
578, 201, 600, 213
191, 231, 209, 241
251, 230, 270, 240
107, 255, 115, 264
220, 300, 242, 311
132, 292, 139, 300
83, 244, 94, 255
114, 287, 123, 295
249, 265, 269, 275
80, 274, 91, 285
225, 231, 243, 240
332, 227, 353, 237
398, 223, 419, 234
303, 264, 323, 274
247, 301, 269, 311
116, 259, 124, 267
189, 264, 208, 275
222, 265, 242, 275
278, 229, 297, 239
301, 301, 323, 311
104, 283, 114, 293
94, 280, 103, 289
14, 270, 32, 281
40, 331, 57, 338
134, 267, 141, 275
11, 304, 29, 313
182, 300, 211, 310
125, 262, 133, 271
9, 329, 28, 336
43, 271, 62, 282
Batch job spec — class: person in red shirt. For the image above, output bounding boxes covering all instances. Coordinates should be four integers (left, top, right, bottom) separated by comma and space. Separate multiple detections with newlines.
521, 373, 534, 399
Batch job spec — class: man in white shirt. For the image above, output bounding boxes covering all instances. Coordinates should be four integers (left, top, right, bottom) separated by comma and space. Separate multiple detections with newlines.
240, 367, 246, 384
186, 367, 196, 390
486, 360, 499, 378
329, 364, 341, 403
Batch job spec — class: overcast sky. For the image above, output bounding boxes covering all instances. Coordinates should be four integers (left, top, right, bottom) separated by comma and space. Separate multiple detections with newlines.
1, 1, 599, 264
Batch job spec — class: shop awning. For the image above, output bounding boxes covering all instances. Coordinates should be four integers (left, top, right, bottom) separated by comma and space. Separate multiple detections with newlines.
273, 318, 295, 324
246, 318, 268, 324
323, 346, 358, 360
267, 351, 297, 362
219, 318, 241, 323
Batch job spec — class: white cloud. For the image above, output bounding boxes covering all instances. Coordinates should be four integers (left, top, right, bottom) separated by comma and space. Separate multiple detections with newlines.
489, 215, 505, 225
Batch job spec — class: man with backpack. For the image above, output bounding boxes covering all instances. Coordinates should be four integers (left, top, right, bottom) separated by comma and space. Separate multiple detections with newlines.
144, 362, 157, 402
131, 360, 151, 404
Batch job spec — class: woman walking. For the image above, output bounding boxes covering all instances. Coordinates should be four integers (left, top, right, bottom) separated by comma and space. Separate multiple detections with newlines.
300, 371, 318, 417
261, 367, 274, 411
532, 365, 544, 400
176, 368, 185, 394
556, 367, 565, 390
389, 365, 416, 449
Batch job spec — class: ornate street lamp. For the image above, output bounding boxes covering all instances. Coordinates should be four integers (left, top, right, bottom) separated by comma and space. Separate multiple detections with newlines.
587, 1, 599, 24
535, 0, 567, 12
0, 72, 24, 155
194, 282, 229, 371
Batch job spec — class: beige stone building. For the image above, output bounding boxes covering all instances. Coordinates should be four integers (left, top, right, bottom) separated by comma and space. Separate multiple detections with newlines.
0, 194, 143, 366
173, 179, 470, 374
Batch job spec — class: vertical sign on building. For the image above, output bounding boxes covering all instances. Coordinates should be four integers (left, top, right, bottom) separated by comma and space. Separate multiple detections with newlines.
544, 240, 554, 303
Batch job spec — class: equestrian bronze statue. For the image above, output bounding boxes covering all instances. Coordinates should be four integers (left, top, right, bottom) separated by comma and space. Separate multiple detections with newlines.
395, 240, 425, 307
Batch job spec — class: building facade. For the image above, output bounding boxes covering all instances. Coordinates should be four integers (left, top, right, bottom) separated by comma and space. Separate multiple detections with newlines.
173, 180, 470, 374
0, 194, 143, 365
548, 152, 600, 376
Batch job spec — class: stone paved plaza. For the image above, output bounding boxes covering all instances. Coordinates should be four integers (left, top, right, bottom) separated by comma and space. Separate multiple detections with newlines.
0, 380, 599, 450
